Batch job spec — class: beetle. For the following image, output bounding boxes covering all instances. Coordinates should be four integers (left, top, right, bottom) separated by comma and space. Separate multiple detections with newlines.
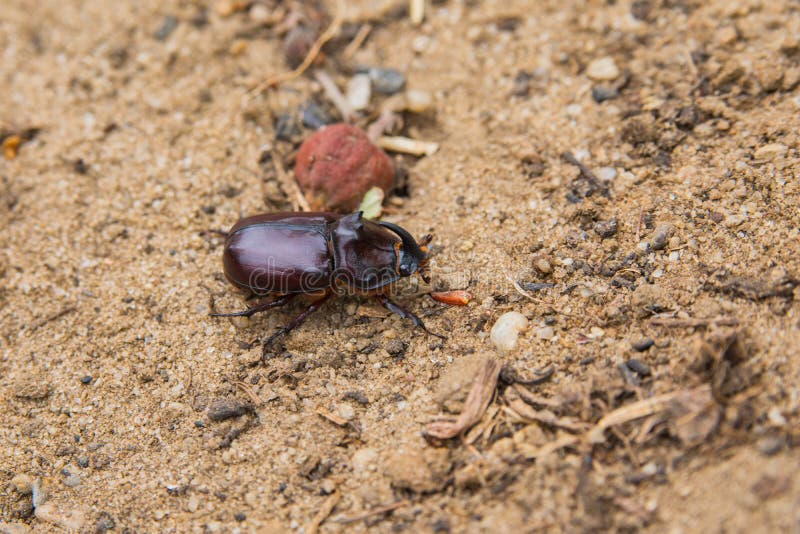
212, 211, 443, 358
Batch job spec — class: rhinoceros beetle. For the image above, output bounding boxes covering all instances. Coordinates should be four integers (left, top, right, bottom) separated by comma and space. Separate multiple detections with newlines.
212, 211, 443, 358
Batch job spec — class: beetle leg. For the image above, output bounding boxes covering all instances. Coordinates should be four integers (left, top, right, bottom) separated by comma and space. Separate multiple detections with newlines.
374, 294, 446, 339
211, 294, 296, 318
261, 292, 335, 358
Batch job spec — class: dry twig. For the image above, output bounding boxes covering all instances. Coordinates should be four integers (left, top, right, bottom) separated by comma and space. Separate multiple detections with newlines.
333, 500, 410, 524
306, 491, 341, 534
249, 0, 345, 96
425, 357, 502, 440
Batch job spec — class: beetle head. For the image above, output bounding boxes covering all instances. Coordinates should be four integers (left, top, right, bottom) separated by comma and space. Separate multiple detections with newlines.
378, 221, 432, 283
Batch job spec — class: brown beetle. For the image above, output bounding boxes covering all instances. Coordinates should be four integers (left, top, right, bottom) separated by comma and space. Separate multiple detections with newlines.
212, 211, 442, 357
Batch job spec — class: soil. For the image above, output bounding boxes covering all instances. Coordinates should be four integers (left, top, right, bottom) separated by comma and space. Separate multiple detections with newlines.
2, 0, 799, 532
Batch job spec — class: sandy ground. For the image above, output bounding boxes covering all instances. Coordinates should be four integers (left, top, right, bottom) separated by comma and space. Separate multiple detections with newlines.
2, 0, 799, 532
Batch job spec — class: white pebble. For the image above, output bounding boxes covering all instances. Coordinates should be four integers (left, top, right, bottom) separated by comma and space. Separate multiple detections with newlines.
596, 167, 617, 181
351, 448, 379, 473
536, 326, 555, 340
490, 312, 529, 353
586, 56, 620, 81
405, 89, 433, 113
337, 402, 355, 421
346, 74, 372, 111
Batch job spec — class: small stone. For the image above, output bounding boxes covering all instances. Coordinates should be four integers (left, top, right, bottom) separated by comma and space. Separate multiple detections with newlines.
596, 167, 617, 182
534, 257, 552, 274
95, 512, 116, 533
650, 223, 672, 250
77, 456, 89, 468
207, 399, 251, 421
154, 15, 178, 42
346, 74, 372, 111
385, 449, 451, 493
234, 512, 247, 522
404, 89, 433, 113
631, 338, 654, 352
249, 3, 270, 23
626, 359, 651, 376
384, 339, 407, 356
63, 474, 81, 488
187, 495, 199, 513
11, 474, 34, 495
364, 67, 405, 95
593, 218, 618, 238
490, 312, 529, 354
535, 326, 554, 340
282, 26, 316, 68
351, 448, 379, 473
636, 241, 650, 254
753, 143, 787, 162
591, 85, 618, 103
459, 240, 474, 252
300, 102, 333, 130
756, 435, 785, 456
337, 403, 355, 421
586, 56, 620, 81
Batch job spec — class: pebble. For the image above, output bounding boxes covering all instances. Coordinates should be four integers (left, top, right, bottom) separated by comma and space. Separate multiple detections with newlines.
756, 435, 785, 456
249, 3, 270, 23
631, 338, 654, 352
404, 89, 433, 113
385, 449, 450, 493
535, 326, 555, 340
153, 15, 178, 42
346, 74, 372, 111
753, 143, 787, 162
337, 402, 355, 421
490, 312, 529, 354
11, 474, 33, 495
0, 523, 32, 534
534, 257, 552, 274
591, 85, 618, 103
351, 448, 379, 473
63, 474, 81, 488
586, 56, 620, 81
593, 218, 618, 238
650, 223, 672, 250
80, 375, 92, 385
207, 399, 250, 421
77, 455, 89, 468
626, 358, 651, 376
300, 101, 333, 130
596, 166, 617, 181
363, 67, 405, 94
636, 241, 650, 254
187, 495, 199, 513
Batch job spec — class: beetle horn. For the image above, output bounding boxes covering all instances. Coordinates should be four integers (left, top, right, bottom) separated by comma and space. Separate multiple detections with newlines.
378, 221, 426, 260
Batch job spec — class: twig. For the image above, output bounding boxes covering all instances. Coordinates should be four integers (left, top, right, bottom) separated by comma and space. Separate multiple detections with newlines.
342, 23, 372, 59
316, 406, 348, 426
425, 357, 501, 440
234, 381, 262, 406
333, 500, 410, 524
409, 0, 424, 25
376, 135, 438, 156
306, 492, 341, 534
272, 153, 310, 211
314, 69, 355, 122
649, 316, 739, 328
249, 0, 345, 96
